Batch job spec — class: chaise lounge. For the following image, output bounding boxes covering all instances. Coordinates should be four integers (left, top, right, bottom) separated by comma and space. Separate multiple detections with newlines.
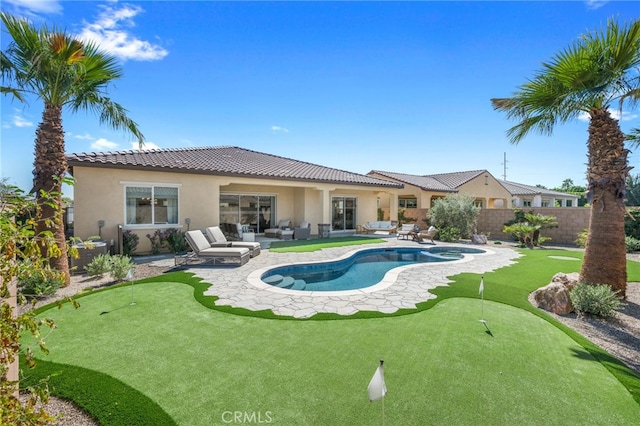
205, 226, 261, 257
184, 230, 251, 266
397, 223, 418, 240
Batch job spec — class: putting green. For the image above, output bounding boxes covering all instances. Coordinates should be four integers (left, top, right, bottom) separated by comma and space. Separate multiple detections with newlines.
26, 280, 640, 425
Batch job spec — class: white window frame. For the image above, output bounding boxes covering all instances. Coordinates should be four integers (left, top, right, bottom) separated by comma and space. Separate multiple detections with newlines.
121, 181, 182, 229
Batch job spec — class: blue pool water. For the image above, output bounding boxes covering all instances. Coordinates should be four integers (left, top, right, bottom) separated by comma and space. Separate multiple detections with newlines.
261, 246, 485, 291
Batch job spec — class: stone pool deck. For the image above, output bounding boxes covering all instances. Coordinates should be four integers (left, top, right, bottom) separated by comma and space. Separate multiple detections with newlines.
182, 239, 522, 318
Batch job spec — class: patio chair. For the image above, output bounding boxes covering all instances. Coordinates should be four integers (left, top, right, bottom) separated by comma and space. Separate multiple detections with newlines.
397, 223, 417, 240
184, 230, 250, 265
416, 226, 437, 244
293, 221, 311, 240
205, 226, 261, 257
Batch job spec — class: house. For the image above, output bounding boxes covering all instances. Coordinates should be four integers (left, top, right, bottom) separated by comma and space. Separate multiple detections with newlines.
367, 169, 580, 225
500, 180, 580, 207
67, 146, 403, 253
368, 169, 513, 210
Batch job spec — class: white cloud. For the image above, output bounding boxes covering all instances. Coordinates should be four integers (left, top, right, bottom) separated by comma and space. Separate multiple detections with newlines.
578, 109, 638, 122
271, 126, 290, 133
73, 133, 95, 140
91, 138, 119, 150
78, 4, 168, 61
3, 0, 63, 15
585, 0, 609, 10
131, 141, 160, 151
12, 114, 33, 128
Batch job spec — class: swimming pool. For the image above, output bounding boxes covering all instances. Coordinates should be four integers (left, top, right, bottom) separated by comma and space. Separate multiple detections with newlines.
260, 246, 485, 292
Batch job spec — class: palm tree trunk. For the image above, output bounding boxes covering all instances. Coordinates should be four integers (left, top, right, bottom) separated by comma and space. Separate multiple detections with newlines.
580, 108, 629, 297
33, 103, 70, 286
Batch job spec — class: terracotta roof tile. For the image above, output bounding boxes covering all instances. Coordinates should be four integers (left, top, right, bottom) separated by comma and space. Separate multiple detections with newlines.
67, 146, 403, 188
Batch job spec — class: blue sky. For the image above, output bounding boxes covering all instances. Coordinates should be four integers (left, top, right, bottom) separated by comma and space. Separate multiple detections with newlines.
1, 1, 639, 197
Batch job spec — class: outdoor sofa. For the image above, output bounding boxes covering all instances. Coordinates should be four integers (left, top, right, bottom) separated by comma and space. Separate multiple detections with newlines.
362, 220, 397, 234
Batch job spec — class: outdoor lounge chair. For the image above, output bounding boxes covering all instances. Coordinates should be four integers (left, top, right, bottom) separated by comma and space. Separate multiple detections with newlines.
205, 226, 261, 257
184, 230, 250, 265
397, 223, 417, 240
293, 221, 311, 240
416, 227, 437, 244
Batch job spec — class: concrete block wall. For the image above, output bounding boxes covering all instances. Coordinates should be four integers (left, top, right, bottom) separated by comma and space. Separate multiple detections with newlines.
477, 208, 590, 245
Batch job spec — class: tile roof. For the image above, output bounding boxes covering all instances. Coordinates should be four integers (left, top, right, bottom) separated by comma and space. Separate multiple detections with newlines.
66, 146, 403, 188
370, 169, 578, 199
500, 181, 579, 198
370, 170, 490, 192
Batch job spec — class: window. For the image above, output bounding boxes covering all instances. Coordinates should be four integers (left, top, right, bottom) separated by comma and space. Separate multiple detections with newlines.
399, 198, 417, 208
523, 200, 532, 207
473, 200, 483, 208
126, 186, 179, 225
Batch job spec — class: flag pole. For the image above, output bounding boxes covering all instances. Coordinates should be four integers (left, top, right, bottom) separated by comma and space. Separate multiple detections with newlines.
479, 275, 485, 324
380, 359, 385, 426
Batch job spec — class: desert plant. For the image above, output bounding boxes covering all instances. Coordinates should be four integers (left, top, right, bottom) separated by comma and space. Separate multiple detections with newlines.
85, 254, 112, 277
625, 236, 640, 253
122, 230, 139, 256
503, 223, 537, 248
146, 230, 163, 254
569, 283, 626, 318
437, 226, 461, 242
427, 193, 479, 239
109, 255, 135, 281
164, 228, 189, 254
18, 266, 64, 296
575, 228, 588, 248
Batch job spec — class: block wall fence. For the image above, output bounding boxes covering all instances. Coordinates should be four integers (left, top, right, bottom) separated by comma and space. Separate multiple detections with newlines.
477, 208, 590, 245
389, 207, 591, 246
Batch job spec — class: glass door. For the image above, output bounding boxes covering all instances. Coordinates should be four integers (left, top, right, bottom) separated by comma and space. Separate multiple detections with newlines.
332, 197, 356, 231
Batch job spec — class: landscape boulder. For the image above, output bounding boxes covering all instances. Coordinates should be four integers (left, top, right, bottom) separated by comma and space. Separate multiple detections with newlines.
531, 272, 580, 315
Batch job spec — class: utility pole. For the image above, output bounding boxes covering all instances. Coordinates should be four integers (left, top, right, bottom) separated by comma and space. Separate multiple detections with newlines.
502, 152, 508, 181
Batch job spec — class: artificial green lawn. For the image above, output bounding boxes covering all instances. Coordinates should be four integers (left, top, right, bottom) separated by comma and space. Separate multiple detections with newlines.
268, 236, 385, 252
21, 248, 640, 425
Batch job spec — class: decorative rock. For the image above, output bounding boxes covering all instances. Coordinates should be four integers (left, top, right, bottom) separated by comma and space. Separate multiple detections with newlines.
532, 272, 580, 315
471, 234, 488, 244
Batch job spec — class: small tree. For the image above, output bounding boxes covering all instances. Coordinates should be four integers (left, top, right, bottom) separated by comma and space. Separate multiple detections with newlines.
1, 185, 78, 424
427, 193, 480, 239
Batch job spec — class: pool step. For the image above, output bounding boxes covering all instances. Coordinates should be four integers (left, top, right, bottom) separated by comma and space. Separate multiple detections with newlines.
290, 279, 306, 290
274, 276, 295, 288
263, 274, 284, 284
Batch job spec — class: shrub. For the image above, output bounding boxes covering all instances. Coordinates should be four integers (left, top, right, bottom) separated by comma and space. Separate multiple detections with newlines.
427, 193, 479, 239
122, 230, 139, 256
109, 255, 135, 281
18, 267, 64, 296
625, 236, 640, 253
438, 227, 461, 242
164, 229, 189, 254
575, 228, 588, 248
569, 283, 626, 319
85, 253, 112, 277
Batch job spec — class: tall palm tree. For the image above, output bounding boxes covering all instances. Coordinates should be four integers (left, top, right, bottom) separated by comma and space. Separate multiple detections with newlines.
492, 18, 640, 298
1, 12, 144, 285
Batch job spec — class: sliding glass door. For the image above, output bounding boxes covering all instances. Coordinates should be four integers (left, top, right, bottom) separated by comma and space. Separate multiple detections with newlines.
220, 194, 276, 233
331, 197, 356, 231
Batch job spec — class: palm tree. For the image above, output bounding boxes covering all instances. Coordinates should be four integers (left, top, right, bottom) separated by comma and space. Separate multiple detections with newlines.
1, 12, 144, 285
492, 18, 640, 298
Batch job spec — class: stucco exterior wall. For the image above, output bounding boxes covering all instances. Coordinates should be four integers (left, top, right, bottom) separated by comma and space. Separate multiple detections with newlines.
72, 166, 398, 253
457, 174, 511, 208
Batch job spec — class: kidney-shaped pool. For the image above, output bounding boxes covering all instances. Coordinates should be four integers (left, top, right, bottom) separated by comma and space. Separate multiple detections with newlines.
259, 246, 486, 292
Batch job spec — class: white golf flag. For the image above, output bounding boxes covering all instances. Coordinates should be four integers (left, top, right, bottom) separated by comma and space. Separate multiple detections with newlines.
479, 276, 484, 296
368, 364, 387, 402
